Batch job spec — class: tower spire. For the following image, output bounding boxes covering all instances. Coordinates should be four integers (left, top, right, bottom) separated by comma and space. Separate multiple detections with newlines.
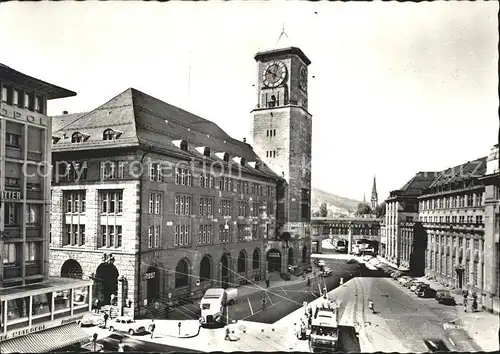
371, 175, 378, 210
276, 22, 289, 47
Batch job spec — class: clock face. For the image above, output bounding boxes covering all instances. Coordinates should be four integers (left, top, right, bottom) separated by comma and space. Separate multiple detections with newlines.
299, 66, 307, 91
262, 61, 287, 88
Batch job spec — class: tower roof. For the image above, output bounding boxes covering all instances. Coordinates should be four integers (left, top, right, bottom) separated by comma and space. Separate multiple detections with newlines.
371, 175, 378, 199
254, 47, 311, 66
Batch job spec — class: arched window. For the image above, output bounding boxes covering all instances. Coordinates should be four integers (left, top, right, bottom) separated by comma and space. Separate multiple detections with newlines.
71, 132, 83, 143
240, 158, 246, 166
199, 256, 212, 283
103, 129, 115, 140
180, 140, 188, 151
203, 147, 210, 157
175, 259, 189, 288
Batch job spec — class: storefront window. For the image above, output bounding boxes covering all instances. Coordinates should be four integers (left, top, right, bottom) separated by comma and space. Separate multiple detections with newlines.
73, 286, 90, 308
54, 290, 71, 311
32, 293, 52, 316
7, 297, 30, 322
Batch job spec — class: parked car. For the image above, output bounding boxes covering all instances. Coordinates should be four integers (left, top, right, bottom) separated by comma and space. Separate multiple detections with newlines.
317, 260, 325, 268
414, 283, 430, 293
417, 287, 437, 298
410, 282, 426, 292
398, 276, 412, 285
304, 266, 313, 273
391, 271, 402, 279
404, 278, 419, 288
77, 312, 105, 327
321, 267, 333, 277
109, 316, 146, 335
362, 255, 373, 262
346, 258, 357, 264
423, 338, 450, 352
435, 290, 456, 305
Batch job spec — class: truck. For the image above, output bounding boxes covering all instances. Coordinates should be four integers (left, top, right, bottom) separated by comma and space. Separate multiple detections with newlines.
333, 239, 347, 253
309, 303, 340, 352
199, 288, 237, 326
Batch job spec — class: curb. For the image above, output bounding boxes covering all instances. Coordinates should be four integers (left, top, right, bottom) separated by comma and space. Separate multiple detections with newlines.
151, 324, 202, 339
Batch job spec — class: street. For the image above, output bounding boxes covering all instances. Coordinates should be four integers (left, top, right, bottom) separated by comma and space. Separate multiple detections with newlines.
95, 332, 199, 352
166, 257, 360, 324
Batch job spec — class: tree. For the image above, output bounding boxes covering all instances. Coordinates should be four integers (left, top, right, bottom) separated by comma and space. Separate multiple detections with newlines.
319, 203, 328, 217
375, 202, 386, 218
355, 202, 372, 216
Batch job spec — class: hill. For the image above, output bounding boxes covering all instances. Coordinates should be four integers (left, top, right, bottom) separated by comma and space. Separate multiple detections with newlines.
311, 187, 362, 217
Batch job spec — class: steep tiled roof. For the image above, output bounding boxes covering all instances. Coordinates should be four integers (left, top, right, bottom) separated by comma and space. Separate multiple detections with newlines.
396, 172, 437, 196
52, 88, 279, 179
428, 157, 487, 188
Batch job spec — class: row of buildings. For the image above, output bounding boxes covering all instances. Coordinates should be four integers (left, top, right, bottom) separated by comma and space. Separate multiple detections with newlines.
381, 145, 500, 314
0, 46, 314, 351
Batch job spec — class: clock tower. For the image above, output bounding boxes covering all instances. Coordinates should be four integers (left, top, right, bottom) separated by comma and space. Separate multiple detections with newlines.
251, 47, 312, 268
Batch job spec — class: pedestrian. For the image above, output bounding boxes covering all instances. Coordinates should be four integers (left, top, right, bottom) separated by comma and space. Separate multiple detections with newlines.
265, 279, 270, 288
94, 299, 99, 313
149, 320, 156, 339
154, 300, 160, 317
307, 277, 311, 287
118, 339, 125, 352
225, 326, 231, 341
472, 298, 478, 312
261, 296, 266, 310
307, 315, 312, 328
103, 312, 109, 328
308, 306, 313, 318
463, 297, 468, 312
314, 306, 319, 319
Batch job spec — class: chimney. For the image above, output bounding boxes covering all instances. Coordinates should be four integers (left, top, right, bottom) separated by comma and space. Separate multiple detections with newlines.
62, 110, 68, 115
243, 138, 246, 143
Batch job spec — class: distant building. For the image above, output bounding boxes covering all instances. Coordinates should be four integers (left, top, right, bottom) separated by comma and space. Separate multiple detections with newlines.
1, 64, 92, 352
371, 175, 378, 210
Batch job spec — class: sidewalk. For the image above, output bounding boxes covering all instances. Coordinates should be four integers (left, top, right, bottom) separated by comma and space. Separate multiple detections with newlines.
134, 319, 201, 338
235, 271, 309, 298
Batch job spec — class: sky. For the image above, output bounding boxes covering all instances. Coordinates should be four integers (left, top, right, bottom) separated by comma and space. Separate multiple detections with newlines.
1, 1, 498, 202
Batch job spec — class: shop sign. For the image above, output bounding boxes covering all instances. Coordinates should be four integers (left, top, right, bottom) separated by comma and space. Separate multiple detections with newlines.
268, 251, 281, 258
0, 105, 47, 126
2, 190, 22, 200
0, 314, 84, 341
142, 272, 155, 281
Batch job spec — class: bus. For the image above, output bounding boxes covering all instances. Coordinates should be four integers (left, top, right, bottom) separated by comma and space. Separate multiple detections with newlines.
309, 303, 340, 352
333, 239, 347, 253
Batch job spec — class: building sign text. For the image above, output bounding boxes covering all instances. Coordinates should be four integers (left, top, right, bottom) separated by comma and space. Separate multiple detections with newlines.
0, 105, 47, 126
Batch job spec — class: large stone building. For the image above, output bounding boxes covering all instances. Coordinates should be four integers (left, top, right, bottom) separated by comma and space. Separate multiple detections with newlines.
49, 47, 313, 318
381, 144, 500, 313
251, 47, 312, 265
0, 64, 92, 352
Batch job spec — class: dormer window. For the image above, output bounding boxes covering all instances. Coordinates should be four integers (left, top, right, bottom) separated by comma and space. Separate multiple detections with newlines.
180, 140, 188, 151
52, 136, 61, 144
71, 132, 83, 143
103, 129, 115, 140
203, 147, 210, 157
223, 153, 229, 162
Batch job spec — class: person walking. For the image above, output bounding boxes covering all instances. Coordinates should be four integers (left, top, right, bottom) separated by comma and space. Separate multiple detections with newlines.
149, 320, 156, 339
94, 299, 100, 313
265, 279, 270, 288
463, 297, 468, 312
307, 277, 311, 287
472, 298, 478, 312
117, 339, 125, 352
261, 296, 267, 310
103, 312, 109, 328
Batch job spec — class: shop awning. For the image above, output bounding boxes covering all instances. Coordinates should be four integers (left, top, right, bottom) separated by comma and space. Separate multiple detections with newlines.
0, 323, 90, 353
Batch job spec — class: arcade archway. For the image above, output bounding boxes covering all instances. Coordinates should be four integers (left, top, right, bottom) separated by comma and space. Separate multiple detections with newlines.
94, 263, 119, 305
252, 248, 260, 270
146, 266, 160, 302
288, 248, 294, 265
175, 259, 190, 288
199, 255, 212, 283
302, 245, 308, 263
237, 250, 247, 273
220, 253, 230, 289
61, 259, 83, 279
267, 249, 282, 272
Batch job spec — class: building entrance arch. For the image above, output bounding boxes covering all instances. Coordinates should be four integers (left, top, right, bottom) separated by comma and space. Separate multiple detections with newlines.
200, 255, 212, 283
267, 249, 282, 272
145, 266, 160, 302
252, 248, 261, 270
237, 250, 247, 273
94, 263, 119, 305
220, 253, 230, 289
175, 259, 190, 288
61, 259, 83, 279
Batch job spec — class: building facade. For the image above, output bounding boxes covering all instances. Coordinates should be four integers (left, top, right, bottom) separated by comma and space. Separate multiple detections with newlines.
0, 64, 92, 352
251, 47, 312, 267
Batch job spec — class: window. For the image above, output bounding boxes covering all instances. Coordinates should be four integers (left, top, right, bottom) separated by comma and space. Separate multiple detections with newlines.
175, 168, 192, 186
6, 133, 21, 148
25, 242, 41, 262
180, 140, 188, 151
476, 215, 483, 224
149, 193, 162, 214
154, 225, 160, 247
220, 199, 232, 217
219, 224, 231, 243
477, 192, 483, 206
467, 194, 474, 207
65, 191, 86, 213
100, 225, 121, 248
71, 132, 83, 143
219, 177, 232, 191
203, 147, 210, 156
1, 86, 9, 103
301, 188, 310, 220
238, 201, 248, 217
2, 243, 18, 265
63, 224, 85, 246
150, 163, 163, 182
24, 92, 32, 109
445, 216, 450, 223
26, 204, 40, 224
4, 203, 20, 225
252, 224, 258, 239
100, 190, 123, 214
13, 89, 20, 106
452, 216, 457, 223
35, 95, 44, 113
118, 162, 126, 179
199, 225, 212, 245
199, 197, 213, 217
459, 216, 465, 223
267, 201, 274, 215
103, 129, 115, 140
101, 161, 116, 180
174, 195, 192, 216
174, 224, 190, 246
252, 202, 259, 217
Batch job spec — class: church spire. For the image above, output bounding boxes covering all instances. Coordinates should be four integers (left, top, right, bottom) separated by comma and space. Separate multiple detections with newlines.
371, 175, 378, 210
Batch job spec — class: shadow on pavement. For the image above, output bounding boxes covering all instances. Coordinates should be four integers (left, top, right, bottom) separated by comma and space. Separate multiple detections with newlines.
338, 325, 361, 352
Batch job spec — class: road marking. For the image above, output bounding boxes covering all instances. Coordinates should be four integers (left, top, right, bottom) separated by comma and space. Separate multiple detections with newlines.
247, 297, 254, 315
265, 291, 274, 305
448, 337, 455, 346
280, 287, 288, 296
